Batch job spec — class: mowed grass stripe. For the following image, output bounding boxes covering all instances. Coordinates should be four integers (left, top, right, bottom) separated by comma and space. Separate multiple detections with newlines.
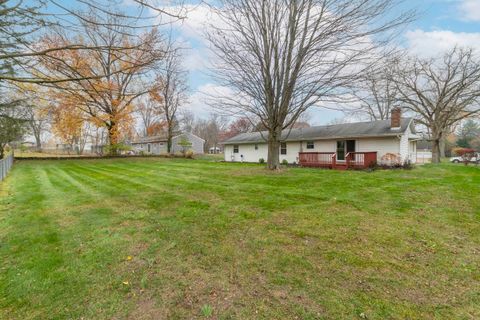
0, 159, 479, 319
1, 163, 145, 319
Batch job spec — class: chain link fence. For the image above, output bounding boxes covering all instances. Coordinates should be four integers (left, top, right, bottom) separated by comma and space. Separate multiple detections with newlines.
0, 153, 14, 181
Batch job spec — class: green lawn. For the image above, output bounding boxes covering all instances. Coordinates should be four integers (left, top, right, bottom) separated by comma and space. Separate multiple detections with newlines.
0, 159, 479, 319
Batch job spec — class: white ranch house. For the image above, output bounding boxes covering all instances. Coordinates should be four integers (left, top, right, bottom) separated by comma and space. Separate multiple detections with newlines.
223, 108, 420, 169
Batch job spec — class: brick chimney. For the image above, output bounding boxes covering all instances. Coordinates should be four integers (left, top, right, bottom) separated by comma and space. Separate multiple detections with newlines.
391, 107, 402, 129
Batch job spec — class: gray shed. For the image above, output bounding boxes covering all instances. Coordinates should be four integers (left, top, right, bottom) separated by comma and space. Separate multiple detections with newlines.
172, 132, 205, 154
131, 132, 205, 155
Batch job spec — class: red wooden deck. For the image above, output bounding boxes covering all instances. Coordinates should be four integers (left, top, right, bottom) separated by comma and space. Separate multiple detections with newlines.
299, 152, 377, 170
298, 152, 337, 169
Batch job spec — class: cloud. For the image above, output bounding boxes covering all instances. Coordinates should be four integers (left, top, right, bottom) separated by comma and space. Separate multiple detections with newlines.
182, 83, 234, 117
152, 4, 223, 74
176, 5, 221, 40
405, 29, 480, 57
459, 0, 480, 22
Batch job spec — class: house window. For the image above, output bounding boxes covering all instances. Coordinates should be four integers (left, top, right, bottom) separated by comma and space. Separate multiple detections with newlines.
233, 145, 239, 153
147, 144, 151, 153
254, 144, 258, 150
280, 142, 287, 155
306, 141, 314, 149
337, 140, 355, 160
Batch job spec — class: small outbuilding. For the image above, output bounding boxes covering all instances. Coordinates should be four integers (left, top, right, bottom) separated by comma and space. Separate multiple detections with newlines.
131, 132, 205, 155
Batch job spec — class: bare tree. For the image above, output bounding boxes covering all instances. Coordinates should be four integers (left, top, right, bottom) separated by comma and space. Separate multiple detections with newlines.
347, 58, 400, 120
291, 111, 313, 128
25, 106, 50, 151
206, 0, 414, 169
0, 0, 187, 85
15, 85, 52, 151
179, 109, 196, 132
393, 47, 480, 163
150, 42, 189, 153
223, 117, 255, 141
192, 113, 229, 153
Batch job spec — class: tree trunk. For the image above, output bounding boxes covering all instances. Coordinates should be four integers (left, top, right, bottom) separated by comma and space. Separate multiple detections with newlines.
107, 122, 119, 155
440, 137, 446, 158
267, 129, 281, 170
167, 125, 173, 154
432, 138, 441, 164
34, 135, 42, 152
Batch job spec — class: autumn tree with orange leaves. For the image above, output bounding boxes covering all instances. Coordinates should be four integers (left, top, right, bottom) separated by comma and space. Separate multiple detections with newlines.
136, 98, 164, 137
50, 100, 87, 154
38, 12, 165, 154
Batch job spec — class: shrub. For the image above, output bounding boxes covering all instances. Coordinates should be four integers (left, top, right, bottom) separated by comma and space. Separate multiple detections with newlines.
178, 136, 193, 154
184, 150, 194, 159
378, 159, 414, 170
104, 143, 132, 155
259, 158, 265, 164
281, 159, 289, 165
452, 147, 476, 165
380, 153, 401, 167
402, 160, 415, 170
452, 147, 475, 156
367, 160, 378, 170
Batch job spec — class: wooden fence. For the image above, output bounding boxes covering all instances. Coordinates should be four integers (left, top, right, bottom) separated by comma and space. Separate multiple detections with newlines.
0, 153, 14, 181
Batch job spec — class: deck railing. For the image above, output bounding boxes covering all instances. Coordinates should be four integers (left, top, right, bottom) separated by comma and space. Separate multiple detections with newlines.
345, 152, 377, 169
299, 151, 377, 169
299, 152, 336, 168
0, 152, 14, 181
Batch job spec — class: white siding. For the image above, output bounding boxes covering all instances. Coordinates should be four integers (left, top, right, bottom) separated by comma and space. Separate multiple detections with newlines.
224, 143, 268, 163
399, 132, 410, 163
224, 142, 301, 163
356, 137, 401, 162
301, 140, 336, 153
409, 141, 417, 163
281, 141, 302, 163
224, 136, 415, 165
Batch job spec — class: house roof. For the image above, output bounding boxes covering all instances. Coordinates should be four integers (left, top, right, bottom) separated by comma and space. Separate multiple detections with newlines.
131, 135, 168, 144
131, 132, 205, 144
223, 118, 415, 144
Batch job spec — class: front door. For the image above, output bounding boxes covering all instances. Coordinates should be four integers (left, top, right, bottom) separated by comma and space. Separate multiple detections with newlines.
337, 140, 355, 161
337, 141, 345, 161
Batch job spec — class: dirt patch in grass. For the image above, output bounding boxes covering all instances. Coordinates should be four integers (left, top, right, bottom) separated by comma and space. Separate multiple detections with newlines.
124, 296, 167, 320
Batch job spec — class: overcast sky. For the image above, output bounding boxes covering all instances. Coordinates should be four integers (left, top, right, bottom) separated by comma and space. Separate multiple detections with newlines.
151, 0, 480, 124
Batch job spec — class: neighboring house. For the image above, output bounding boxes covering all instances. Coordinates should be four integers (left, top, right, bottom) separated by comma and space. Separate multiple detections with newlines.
223, 108, 420, 168
209, 146, 222, 154
19, 141, 36, 149
131, 132, 205, 155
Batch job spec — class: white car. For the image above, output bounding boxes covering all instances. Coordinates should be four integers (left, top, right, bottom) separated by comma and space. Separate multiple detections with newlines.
450, 153, 479, 163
